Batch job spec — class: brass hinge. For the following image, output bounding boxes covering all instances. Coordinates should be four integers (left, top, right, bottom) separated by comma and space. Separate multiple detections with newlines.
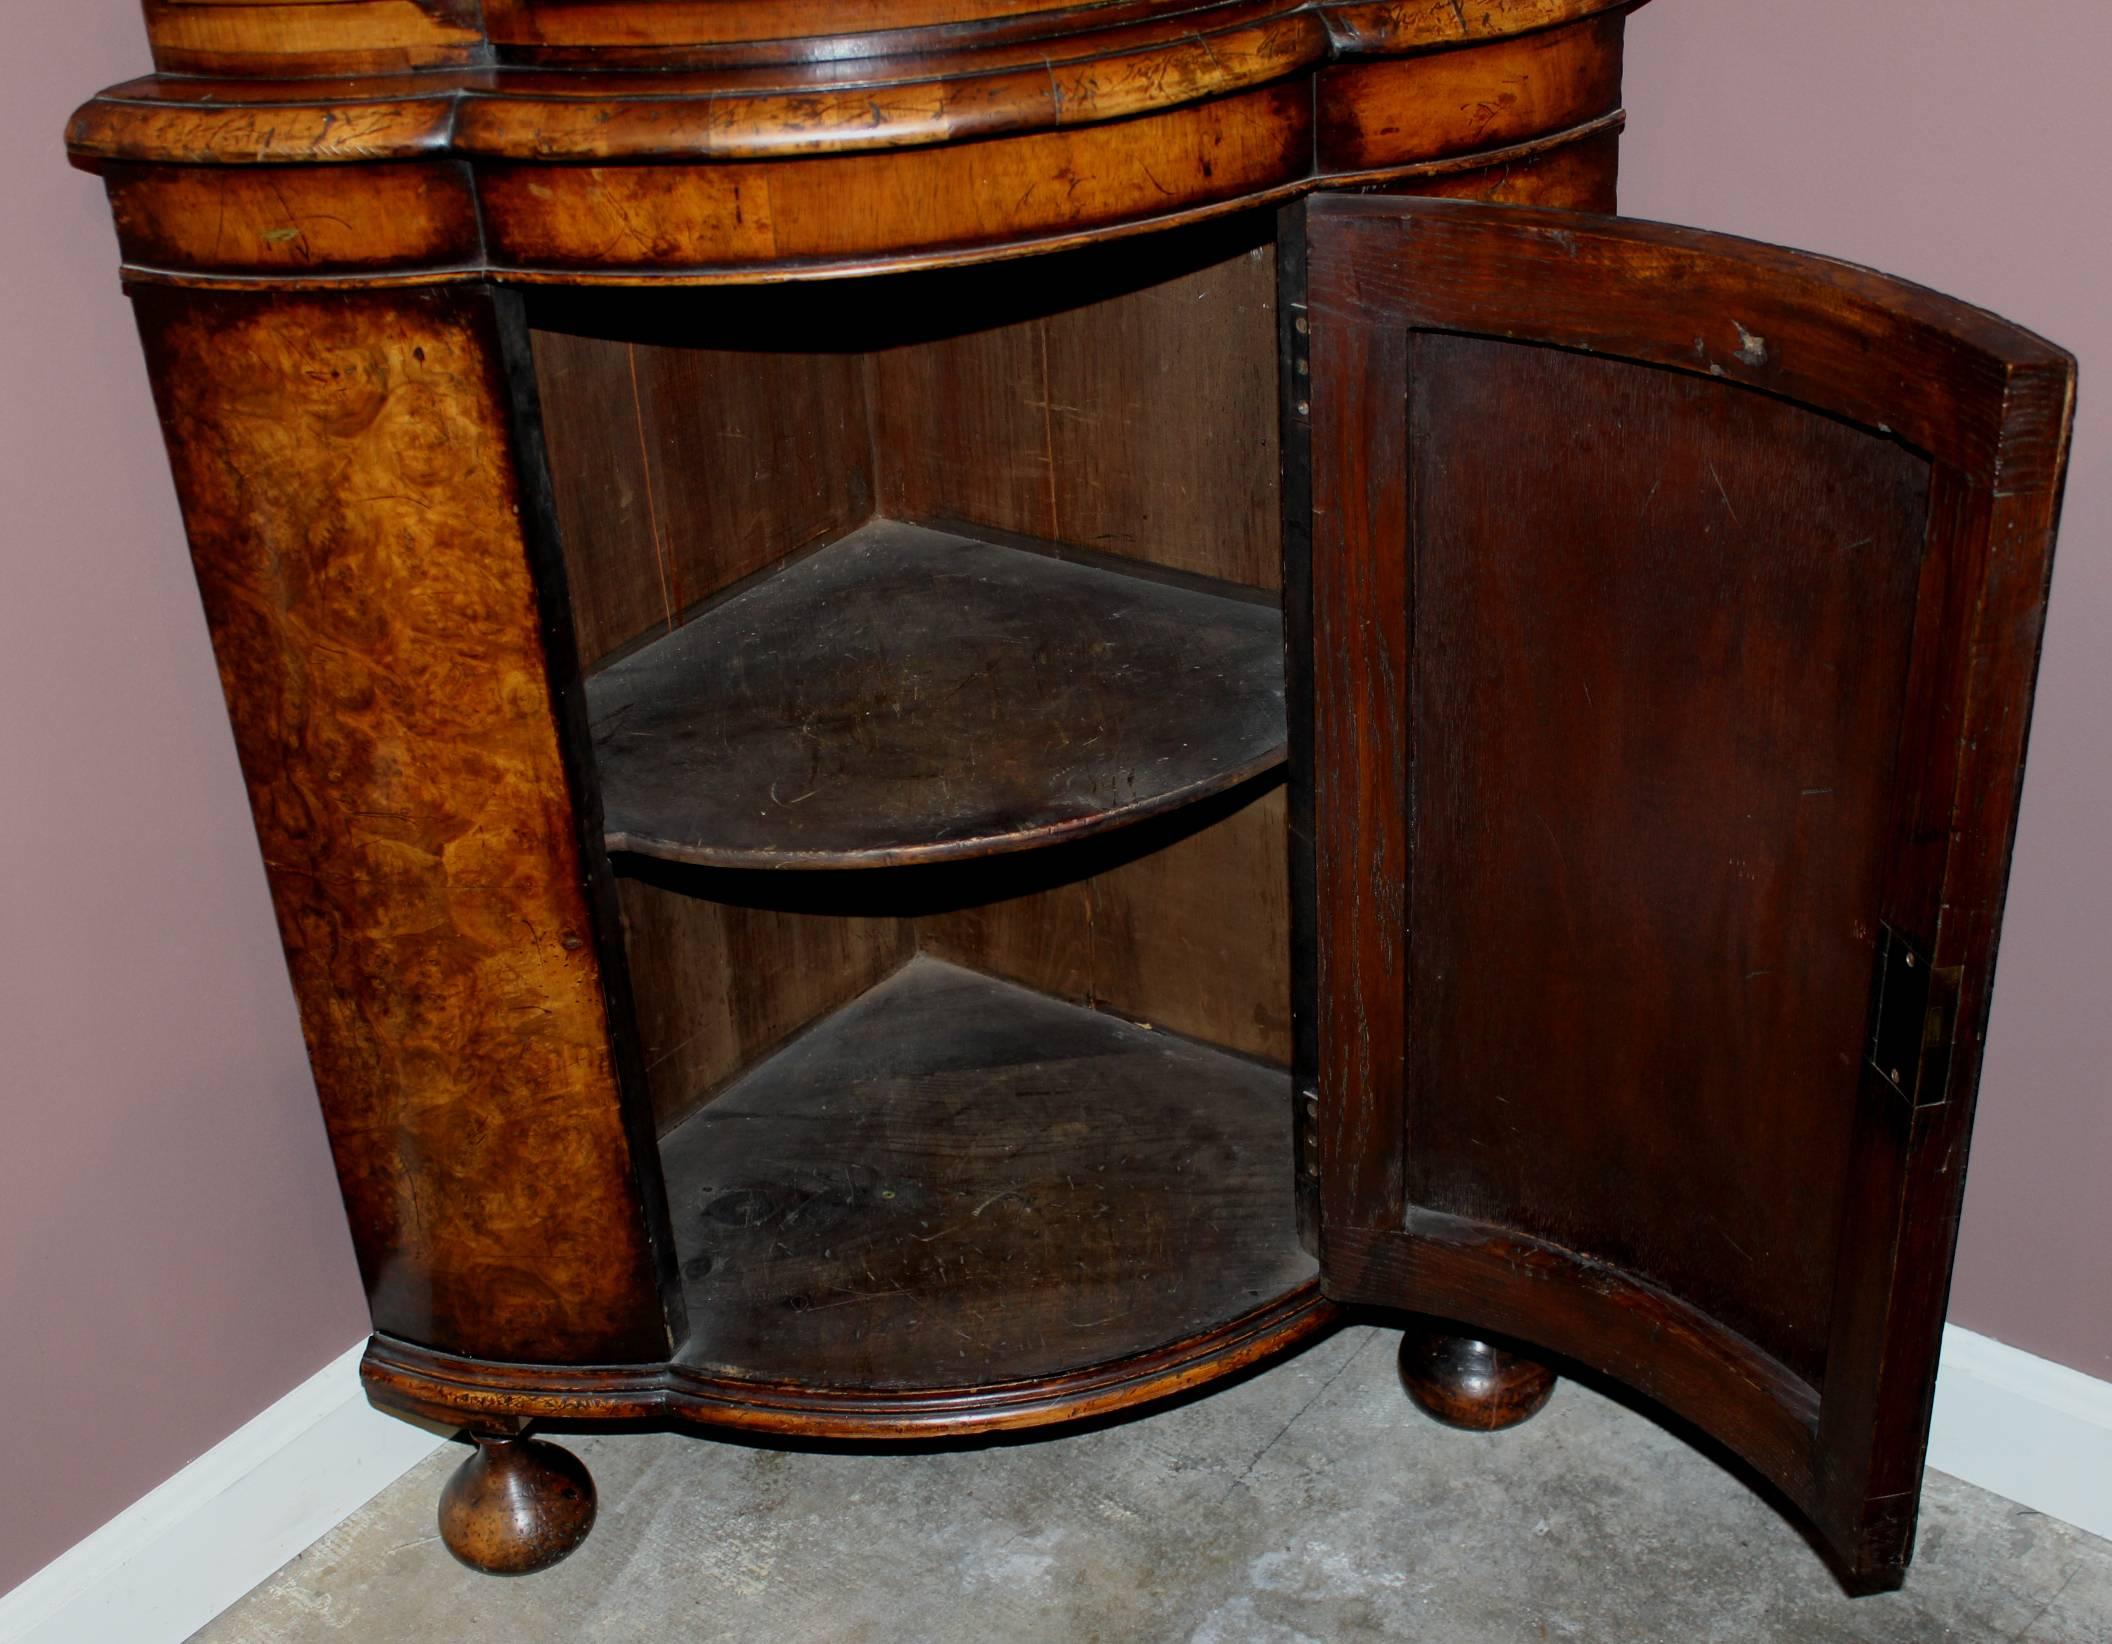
1865, 923, 1962, 1108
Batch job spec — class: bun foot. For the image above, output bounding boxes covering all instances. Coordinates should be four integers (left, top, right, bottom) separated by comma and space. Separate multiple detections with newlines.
438, 1434, 597, 1575
1397, 1323, 1557, 1432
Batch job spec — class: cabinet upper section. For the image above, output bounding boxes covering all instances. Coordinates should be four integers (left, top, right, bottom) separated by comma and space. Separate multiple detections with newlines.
132, 0, 1630, 76
76, 0, 1642, 284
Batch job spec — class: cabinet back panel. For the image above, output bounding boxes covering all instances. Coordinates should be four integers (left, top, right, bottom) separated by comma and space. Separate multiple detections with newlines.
871, 219, 1282, 592
532, 315, 884, 1130
531, 326, 872, 669
1404, 333, 1929, 1387
920, 782, 1292, 1067
619, 880, 913, 1135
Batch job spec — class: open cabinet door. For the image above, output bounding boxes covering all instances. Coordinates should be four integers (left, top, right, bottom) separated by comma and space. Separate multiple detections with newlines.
1295, 195, 2073, 1590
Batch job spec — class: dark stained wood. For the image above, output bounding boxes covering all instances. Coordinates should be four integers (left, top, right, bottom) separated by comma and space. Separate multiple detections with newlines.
1309, 256, 1412, 1243
130, 285, 671, 1364
1309, 196, 2064, 475
662, 957, 1319, 1392
524, 307, 896, 1130
587, 521, 1288, 870
1046, 780, 1292, 1062
1045, 240, 1283, 587
870, 298, 1048, 558
921, 782, 1294, 1066
1396, 1324, 1557, 1431
873, 218, 1284, 591
1275, 197, 1322, 1253
363, 1284, 1342, 1439
616, 880, 912, 1134
1326, 1215, 1823, 1500
1402, 330, 1930, 1389
1304, 196, 2075, 1591
529, 323, 873, 668
860, 221, 1305, 1072
437, 1437, 598, 1575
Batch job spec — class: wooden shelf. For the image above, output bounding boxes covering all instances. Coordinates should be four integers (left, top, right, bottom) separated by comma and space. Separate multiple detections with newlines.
661, 957, 1318, 1404
586, 520, 1286, 871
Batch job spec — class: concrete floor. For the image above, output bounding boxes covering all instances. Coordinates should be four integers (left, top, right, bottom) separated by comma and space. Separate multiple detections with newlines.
197, 1325, 2112, 1642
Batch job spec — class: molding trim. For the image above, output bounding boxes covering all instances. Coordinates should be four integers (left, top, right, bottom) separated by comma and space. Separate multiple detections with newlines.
1926, 1324, 2112, 1543
3, 1323, 2106, 1641
0, 1341, 449, 1644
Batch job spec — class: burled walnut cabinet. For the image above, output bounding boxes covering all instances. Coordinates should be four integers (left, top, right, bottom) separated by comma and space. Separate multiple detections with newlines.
68, 0, 2074, 1595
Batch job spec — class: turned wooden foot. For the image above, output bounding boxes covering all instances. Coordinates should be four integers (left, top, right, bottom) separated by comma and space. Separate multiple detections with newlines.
1397, 1322, 1557, 1431
438, 1434, 597, 1575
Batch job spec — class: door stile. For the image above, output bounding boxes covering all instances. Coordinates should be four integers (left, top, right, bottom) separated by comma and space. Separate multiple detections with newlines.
1308, 284, 1412, 1240
1813, 369, 2076, 1585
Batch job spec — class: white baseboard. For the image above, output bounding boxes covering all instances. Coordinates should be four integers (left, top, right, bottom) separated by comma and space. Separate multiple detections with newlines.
1926, 1323, 2112, 1542
2, 1323, 2106, 1642
0, 1340, 449, 1644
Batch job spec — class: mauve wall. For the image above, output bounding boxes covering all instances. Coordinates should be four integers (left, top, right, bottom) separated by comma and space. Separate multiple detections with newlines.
0, 2, 370, 1598
1621, 0, 2112, 1378
4, 0, 2107, 1605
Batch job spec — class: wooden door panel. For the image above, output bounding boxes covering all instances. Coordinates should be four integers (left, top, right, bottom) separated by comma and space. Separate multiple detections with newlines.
1404, 331, 1930, 1388
1302, 196, 2074, 1590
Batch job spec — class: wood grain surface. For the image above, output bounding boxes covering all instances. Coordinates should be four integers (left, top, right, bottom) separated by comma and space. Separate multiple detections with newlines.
922, 782, 1295, 1066
531, 320, 873, 668
129, 0, 1631, 76
362, 1280, 1339, 1438
872, 218, 1284, 590
617, 879, 912, 1135
132, 285, 671, 1364
73, 1, 1637, 284
661, 957, 1318, 1390
586, 521, 1288, 870
142, 0, 486, 76
1401, 330, 1930, 1389
1304, 195, 2074, 1591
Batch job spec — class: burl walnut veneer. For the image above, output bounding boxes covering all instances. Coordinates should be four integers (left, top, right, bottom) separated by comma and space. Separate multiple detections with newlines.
69, 0, 2075, 1597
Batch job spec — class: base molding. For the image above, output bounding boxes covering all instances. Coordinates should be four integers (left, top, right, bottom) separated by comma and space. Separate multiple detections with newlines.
0, 1342, 448, 1644
1925, 1324, 2112, 1543
4, 1322, 2106, 1641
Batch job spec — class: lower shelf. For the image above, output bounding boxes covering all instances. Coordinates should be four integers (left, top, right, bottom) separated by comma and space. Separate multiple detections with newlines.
660, 956, 1322, 1420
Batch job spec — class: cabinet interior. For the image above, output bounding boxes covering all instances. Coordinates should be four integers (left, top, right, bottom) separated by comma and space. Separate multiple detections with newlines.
526, 211, 1312, 1385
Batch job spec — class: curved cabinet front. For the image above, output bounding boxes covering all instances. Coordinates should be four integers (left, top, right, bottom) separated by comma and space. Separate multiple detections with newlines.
73, 3, 1633, 285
